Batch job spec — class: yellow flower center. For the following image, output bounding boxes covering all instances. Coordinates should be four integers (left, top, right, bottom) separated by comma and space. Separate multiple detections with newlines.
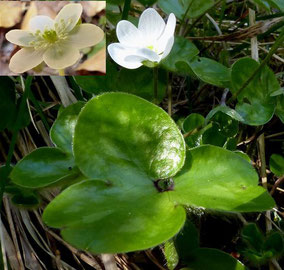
147, 45, 154, 50
42, 29, 58, 43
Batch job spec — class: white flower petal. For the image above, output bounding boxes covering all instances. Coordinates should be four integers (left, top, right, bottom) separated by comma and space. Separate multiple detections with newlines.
138, 8, 165, 43
135, 48, 160, 62
161, 36, 174, 60
157, 13, 176, 54
29, 15, 54, 32
43, 43, 80, 69
5, 30, 35, 47
116, 20, 143, 47
55, 3, 83, 33
107, 43, 143, 69
9, 48, 44, 73
68, 24, 104, 49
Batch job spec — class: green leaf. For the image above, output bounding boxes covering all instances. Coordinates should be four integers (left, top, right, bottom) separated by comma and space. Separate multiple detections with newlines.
117, 67, 167, 102
269, 154, 284, 177
202, 125, 227, 147
43, 180, 186, 253
210, 112, 239, 138
172, 145, 275, 212
50, 102, 85, 155
158, 0, 215, 19
76, 63, 167, 102
186, 248, 245, 270
275, 94, 284, 123
164, 240, 179, 270
241, 223, 265, 251
74, 93, 186, 186
188, 57, 231, 87
161, 37, 199, 73
206, 105, 244, 124
264, 232, 284, 256
230, 58, 279, 125
174, 219, 199, 261
0, 77, 17, 131
75, 60, 117, 94
10, 148, 79, 188
183, 113, 204, 133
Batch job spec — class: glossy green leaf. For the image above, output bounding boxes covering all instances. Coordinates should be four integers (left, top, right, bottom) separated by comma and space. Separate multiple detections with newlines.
0, 77, 17, 131
188, 57, 231, 87
43, 180, 186, 253
50, 102, 85, 154
10, 148, 78, 188
231, 58, 279, 125
206, 105, 244, 124
161, 37, 199, 73
158, 0, 215, 19
210, 112, 239, 138
186, 248, 245, 270
202, 125, 227, 147
74, 93, 186, 186
171, 145, 275, 212
269, 154, 284, 177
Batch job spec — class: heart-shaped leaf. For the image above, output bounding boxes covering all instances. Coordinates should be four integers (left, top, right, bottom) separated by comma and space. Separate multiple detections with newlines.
10, 148, 79, 188
43, 180, 186, 253
188, 57, 231, 87
172, 145, 275, 212
230, 58, 279, 125
50, 102, 85, 155
74, 93, 186, 186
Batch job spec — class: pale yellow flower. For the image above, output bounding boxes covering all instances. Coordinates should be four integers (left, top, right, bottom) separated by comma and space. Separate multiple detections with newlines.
5, 3, 104, 73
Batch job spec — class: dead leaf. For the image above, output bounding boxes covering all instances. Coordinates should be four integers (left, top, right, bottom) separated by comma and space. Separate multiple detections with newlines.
21, 2, 38, 30
82, 1, 106, 17
0, 2, 24, 28
76, 47, 106, 73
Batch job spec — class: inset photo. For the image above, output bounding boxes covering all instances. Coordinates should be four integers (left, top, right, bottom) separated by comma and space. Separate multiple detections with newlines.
0, 1, 106, 76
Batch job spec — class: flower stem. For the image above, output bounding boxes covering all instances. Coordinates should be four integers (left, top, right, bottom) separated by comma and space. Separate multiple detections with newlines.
122, 0, 131, 20
58, 69, 65, 76
153, 67, 158, 104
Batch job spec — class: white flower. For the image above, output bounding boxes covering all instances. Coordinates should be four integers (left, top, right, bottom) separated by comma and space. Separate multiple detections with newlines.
5, 3, 104, 73
107, 8, 176, 69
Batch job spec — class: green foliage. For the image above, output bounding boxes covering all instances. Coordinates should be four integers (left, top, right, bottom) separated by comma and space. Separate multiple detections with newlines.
239, 223, 284, 266
75, 64, 167, 102
167, 219, 246, 270
172, 146, 274, 212
269, 154, 284, 177
50, 102, 85, 155
10, 93, 275, 254
10, 147, 79, 188
230, 58, 280, 125
158, 0, 215, 19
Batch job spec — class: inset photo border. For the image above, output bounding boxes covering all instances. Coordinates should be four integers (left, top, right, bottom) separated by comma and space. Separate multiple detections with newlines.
0, 1, 106, 76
